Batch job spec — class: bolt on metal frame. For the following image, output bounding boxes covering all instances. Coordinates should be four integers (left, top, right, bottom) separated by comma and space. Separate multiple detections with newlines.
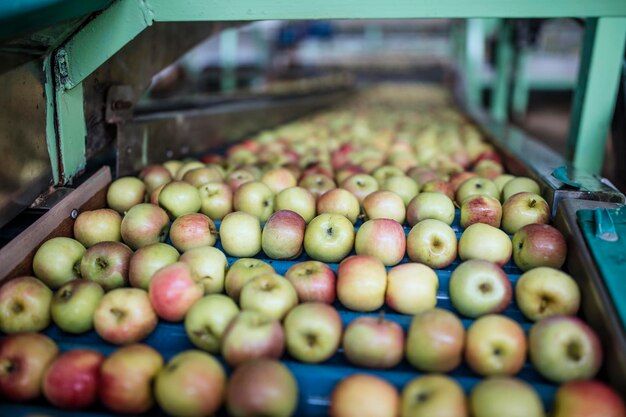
44, 0, 626, 183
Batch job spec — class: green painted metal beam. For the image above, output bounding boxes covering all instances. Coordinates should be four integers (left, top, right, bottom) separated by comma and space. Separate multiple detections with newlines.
491, 20, 513, 122
512, 49, 530, 117
150, 0, 626, 20
464, 19, 485, 109
567, 17, 626, 174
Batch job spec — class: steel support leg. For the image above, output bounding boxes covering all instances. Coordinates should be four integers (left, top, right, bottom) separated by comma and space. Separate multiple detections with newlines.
491, 20, 513, 122
568, 17, 626, 174
220, 28, 238, 93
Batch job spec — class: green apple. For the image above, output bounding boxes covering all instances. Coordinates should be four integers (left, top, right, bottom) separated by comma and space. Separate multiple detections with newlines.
406, 219, 457, 269
469, 377, 543, 417
180, 246, 228, 294
501, 192, 550, 235
455, 177, 499, 205
50, 280, 104, 333
340, 173, 379, 203
362, 190, 406, 224
401, 374, 467, 417
515, 267, 580, 321
73, 208, 122, 247
158, 180, 202, 219
342, 316, 404, 369
120, 203, 171, 250
0, 276, 52, 333
304, 213, 355, 263
185, 294, 240, 353
155, 351, 226, 417
233, 181, 275, 222
139, 164, 172, 194
225, 258, 275, 301
501, 176, 540, 201
262, 210, 306, 260
336, 255, 387, 312
330, 374, 400, 417
32, 237, 85, 289
128, 243, 180, 290
275, 186, 316, 223
406, 192, 455, 226
219, 211, 262, 258
493, 174, 515, 193
284, 302, 342, 363
80, 241, 133, 291
106, 176, 146, 214
316, 188, 361, 224
198, 182, 233, 220
381, 175, 419, 206
239, 274, 298, 320
385, 263, 438, 315
458, 223, 512, 266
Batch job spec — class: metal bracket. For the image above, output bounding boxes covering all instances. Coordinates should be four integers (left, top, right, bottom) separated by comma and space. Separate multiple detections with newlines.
105, 85, 135, 124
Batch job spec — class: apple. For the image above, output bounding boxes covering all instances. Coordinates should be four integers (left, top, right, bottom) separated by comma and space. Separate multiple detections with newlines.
501, 176, 540, 201
106, 176, 146, 214
73, 208, 122, 247
405, 308, 464, 372
180, 246, 228, 294
139, 164, 172, 194
330, 374, 400, 417
221, 310, 285, 367
50, 280, 104, 333
239, 273, 298, 320
262, 210, 306, 260
529, 316, 602, 382
182, 166, 223, 187
225, 258, 275, 301
0, 276, 52, 333
362, 190, 406, 224
469, 377, 543, 417
185, 294, 240, 353
336, 255, 387, 312
0, 333, 58, 401
32, 237, 85, 289
465, 314, 527, 376
120, 203, 170, 250
219, 211, 262, 257
381, 176, 419, 206
233, 181, 275, 222
99, 344, 163, 414
342, 315, 404, 368
473, 159, 504, 179
501, 192, 550, 234
149, 183, 166, 205
175, 160, 205, 181
158, 180, 202, 219
80, 241, 133, 290
304, 213, 355, 263
335, 165, 366, 186
154, 350, 226, 417
385, 263, 438, 315
284, 260, 336, 304
94, 288, 157, 344
407, 167, 439, 188
355, 219, 406, 266
459, 194, 502, 229
458, 223, 512, 266
372, 165, 405, 184
227, 359, 298, 417
515, 267, 580, 321
406, 219, 457, 269
406, 192, 455, 226
227, 169, 255, 191
420, 179, 455, 201
261, 168, 298, 194
299, 174, 337, 198
198, 182, 233, 220
316, 188, 361, 224
455, 177, 499, 204
163, 160, 183, 177
275, 186, 317, 223
169, 213, 218, 252
340, 173, 379, 203
42, 349, 104, 409
449, 260, 512, 318
552, 380, 626, 417
450, 171, 478, 192
401, 374, 468, 417
149, 262, 204, 322
493, 174, 515, 193
284, 302, 342, 363
128, 242, 179, 290
512, 224, 567, 271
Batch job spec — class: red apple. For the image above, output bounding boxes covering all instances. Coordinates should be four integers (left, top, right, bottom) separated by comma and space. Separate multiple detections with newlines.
94, 288, 157, 344
284, 260, 336, 304
80, 241, 133, 291
128, 242, 180, 290
149, 262, 204, 322
316, 188, 361, 224
0, 333, 58, 401
421, 179, 455, 201
337, 255, 387, 312
139, 164, 172, 194
299, 173, 337, 198
169, 213, 218, 252
362, 190, 406, 224
512, 224, 567, 271
120, 203, 170, 250
355, 218, 406, 266
182, 166, 223, 187
460, 194, 502, 229
262, 210, 306, 260
552, 380, 626, 417
340, 173, 379, 203
261, 168, 298, 194
42, 349, 104, 409
342, 315, 404, 369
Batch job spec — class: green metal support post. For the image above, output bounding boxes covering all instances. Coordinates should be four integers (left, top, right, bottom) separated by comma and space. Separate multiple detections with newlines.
512, 48, 530, 118
464, 19, 485, 109
219, 28, 238, 94
491, 20, 513, 122
567, 17, 626, 174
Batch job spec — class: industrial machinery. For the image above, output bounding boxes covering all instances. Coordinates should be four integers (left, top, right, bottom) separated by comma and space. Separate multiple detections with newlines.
0, 1, 625, 416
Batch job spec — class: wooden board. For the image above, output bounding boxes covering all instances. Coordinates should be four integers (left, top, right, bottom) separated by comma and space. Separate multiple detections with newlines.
0, 166, 111, 282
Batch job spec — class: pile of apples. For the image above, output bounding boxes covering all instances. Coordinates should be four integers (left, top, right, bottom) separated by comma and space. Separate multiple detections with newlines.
0, 84, 624, 417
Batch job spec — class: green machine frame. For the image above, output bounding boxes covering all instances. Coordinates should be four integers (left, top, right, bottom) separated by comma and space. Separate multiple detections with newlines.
13, 0, 626, 183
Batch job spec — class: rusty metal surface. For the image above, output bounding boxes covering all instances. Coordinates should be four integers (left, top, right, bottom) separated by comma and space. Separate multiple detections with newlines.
0, 60, 53, 228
